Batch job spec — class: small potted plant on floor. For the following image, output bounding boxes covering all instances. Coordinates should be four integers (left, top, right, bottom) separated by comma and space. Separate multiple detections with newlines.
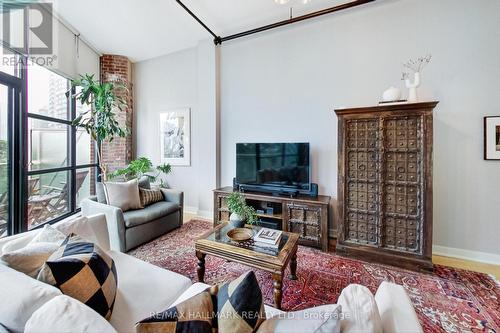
227, 192, 258, 228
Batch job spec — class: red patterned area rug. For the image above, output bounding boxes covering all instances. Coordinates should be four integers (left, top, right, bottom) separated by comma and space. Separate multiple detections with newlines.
128, 220, 500, 333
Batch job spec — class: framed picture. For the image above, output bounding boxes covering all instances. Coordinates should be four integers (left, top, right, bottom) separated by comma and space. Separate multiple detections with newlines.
160, 108, 191, 166
484, 116, 500, 160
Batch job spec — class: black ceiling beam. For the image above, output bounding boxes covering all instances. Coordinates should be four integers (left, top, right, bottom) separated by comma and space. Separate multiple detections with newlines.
176, 0, 375, 46
176, 0, 222, 44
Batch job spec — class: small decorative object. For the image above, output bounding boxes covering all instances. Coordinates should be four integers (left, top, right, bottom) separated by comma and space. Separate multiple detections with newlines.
227, 228, 254, 242
227, 192, 258, 228
381, 86, 402, 102
402, 54, 432, 103
484, 116, 500, 160
160, 108, 191, 166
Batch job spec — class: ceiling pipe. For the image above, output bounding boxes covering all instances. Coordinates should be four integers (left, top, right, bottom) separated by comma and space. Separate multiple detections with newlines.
175, 0, 222, 44
176, 0, 376, 45
220, 0, 375, 44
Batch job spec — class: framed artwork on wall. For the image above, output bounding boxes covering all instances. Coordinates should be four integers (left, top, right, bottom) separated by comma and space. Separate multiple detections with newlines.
160, 108, 191, 166
484, 116, 500, 160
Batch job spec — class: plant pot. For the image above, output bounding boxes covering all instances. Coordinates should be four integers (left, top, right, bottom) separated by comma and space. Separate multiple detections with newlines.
229, 213, 245, 228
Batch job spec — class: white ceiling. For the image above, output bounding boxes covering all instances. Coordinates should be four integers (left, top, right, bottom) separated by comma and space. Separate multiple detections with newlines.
54, 0, 353, 62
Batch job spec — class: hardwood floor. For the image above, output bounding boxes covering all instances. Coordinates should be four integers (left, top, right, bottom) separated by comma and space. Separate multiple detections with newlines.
186, 215, 500, 281
433, 255, 500, 280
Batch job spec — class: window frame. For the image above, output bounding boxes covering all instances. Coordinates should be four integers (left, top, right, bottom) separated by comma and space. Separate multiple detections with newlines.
25, 70, 98, 231
1, 6, 98, 235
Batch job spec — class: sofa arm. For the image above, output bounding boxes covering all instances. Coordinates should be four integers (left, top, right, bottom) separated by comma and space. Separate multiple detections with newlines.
160, 189, 184, 208
81, 199, 127, 253
375, 281, 423, 333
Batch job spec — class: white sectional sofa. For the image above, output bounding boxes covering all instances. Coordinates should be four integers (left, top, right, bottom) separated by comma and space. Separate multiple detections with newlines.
0, 214, 422, 333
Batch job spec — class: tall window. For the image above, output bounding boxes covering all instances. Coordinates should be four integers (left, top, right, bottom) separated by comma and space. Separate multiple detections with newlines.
26, 62, 96, 229
0, 48, 97, 236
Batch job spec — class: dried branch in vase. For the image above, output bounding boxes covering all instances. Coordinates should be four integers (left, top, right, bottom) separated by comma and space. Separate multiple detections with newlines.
403, 54, 432, 73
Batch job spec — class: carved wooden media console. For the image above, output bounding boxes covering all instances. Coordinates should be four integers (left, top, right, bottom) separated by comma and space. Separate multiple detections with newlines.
335, 102, 438, 271
213, 187, 330, 252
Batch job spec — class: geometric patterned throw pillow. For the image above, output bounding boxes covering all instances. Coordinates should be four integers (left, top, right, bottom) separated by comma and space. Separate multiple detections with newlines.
37, 234, 118, 320
139, 187, 164, 207
135, 290, 215, 333
214, 271, 266, 333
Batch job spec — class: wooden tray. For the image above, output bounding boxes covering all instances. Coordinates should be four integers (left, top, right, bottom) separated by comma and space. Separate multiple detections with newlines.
227, 228, 253, 242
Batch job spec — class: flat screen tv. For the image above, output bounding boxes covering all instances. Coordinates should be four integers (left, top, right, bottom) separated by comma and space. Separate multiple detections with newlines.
236, 143, 310, 192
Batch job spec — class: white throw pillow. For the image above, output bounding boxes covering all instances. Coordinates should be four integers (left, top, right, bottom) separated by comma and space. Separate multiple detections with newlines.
337, 284, 383, 333
1, 233, 35, 253
103, 179, 142, 211
0, 264, 62, 333
0, 225, 67, 277
25, 295, 117, 333
55, 216, 98, 244
258, 304, 342, 333
30, 224, 67, 244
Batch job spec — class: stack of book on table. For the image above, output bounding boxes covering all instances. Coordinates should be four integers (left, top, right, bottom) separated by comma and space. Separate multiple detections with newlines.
253, 228, 282, 249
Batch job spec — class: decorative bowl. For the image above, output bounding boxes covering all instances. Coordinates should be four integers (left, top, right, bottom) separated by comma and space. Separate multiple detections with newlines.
382, 86, 402, 102
227, 228, 253, 242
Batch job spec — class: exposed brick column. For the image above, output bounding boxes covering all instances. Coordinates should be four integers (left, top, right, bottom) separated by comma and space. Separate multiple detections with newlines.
99, 55, 134, 175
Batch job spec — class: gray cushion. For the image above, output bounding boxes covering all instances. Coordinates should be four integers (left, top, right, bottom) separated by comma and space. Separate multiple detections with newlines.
96, 182, 107, 204
138, 176, 151, 189
123, 201, 180, 228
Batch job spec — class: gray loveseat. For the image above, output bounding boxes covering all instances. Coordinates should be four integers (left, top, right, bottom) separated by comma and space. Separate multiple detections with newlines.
81, 179, 183, 252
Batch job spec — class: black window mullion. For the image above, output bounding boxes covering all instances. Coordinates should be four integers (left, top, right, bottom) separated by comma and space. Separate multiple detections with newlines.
27, 112, 72, 125
19, 53, 28, 233
70, 84, 76, 213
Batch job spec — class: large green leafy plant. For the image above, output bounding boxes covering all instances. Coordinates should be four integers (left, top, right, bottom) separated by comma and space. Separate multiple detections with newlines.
71, 74, 128, 180
226, 192, 257, 225
109, 157, 172, 188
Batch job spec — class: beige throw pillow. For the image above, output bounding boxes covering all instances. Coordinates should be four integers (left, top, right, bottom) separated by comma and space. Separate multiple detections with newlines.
103, 179, 142, 211
0, 224, 67, 277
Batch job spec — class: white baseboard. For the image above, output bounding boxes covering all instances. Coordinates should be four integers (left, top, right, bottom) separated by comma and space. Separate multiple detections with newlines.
183, 206, 198, 215
183, 206, 213, 221
197, 210, 213, 220
433, 245, 500, 266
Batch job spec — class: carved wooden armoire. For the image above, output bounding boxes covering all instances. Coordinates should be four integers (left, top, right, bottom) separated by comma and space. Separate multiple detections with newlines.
335, 102, 438, 271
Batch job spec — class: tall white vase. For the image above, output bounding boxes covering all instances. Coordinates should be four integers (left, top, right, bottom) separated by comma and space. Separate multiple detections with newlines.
405, 72, 421, 102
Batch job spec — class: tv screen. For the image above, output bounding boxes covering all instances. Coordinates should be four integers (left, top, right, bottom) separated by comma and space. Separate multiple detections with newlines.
236, 143, 310, 191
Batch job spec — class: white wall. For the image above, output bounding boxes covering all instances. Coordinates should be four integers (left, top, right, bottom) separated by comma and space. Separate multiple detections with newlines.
220, 0, 500, 260
134, 41, 217, 217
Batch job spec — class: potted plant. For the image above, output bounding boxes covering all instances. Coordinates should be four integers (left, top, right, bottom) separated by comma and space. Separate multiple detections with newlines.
109, 157, 172, 188
70, 74, 129, 181
226, 192, 258, 228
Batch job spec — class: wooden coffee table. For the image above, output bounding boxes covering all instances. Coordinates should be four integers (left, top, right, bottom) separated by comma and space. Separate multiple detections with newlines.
195, 223, 299, 310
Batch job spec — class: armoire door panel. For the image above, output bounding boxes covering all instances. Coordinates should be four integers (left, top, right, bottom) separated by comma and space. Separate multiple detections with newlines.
344, 118, 381, 247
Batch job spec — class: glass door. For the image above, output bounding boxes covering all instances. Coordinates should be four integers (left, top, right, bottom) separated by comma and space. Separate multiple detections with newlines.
0, 73, 22, 237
